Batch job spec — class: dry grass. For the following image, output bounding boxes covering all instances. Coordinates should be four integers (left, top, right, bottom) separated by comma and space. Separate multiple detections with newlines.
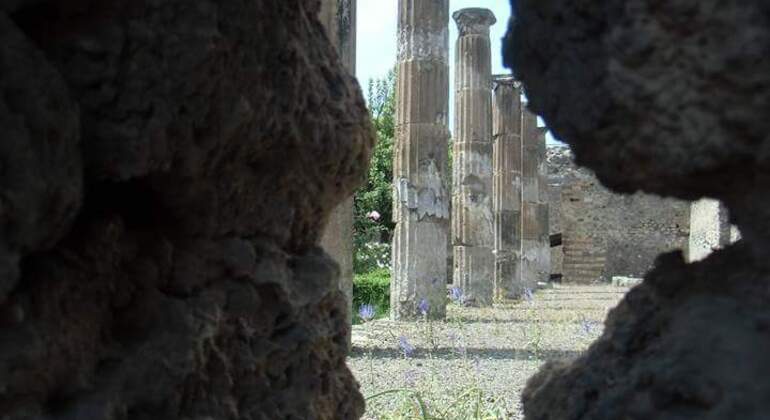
348, 284, 629, 419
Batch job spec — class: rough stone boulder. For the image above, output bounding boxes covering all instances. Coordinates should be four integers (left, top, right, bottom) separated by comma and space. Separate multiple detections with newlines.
505, 0, 770, 418
0, 1, 374, 419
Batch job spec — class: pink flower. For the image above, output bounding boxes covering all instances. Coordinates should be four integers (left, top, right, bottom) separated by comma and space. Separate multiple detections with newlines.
367, 210, 382, 221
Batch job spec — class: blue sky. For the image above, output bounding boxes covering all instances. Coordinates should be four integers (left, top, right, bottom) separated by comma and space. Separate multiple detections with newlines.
355, 1, 559, 144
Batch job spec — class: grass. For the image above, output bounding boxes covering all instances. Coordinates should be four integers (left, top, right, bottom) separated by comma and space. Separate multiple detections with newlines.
349, 284, 628, 419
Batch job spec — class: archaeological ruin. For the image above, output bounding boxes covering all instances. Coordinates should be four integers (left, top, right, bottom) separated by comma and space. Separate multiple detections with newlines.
451, 7, 497, 307
0, 0, 767, 418
390, 0, 450, 321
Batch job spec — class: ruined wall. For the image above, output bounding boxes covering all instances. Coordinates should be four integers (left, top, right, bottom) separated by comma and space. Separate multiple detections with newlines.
0, 1, 374, 419
548, 147, 690, 283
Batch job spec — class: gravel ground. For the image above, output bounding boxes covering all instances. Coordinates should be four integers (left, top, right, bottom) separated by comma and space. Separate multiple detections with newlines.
347, 284, 629, 419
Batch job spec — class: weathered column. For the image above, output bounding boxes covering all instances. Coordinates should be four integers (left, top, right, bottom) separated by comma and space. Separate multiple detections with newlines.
391, 0, 450, 320
319, 0, 356, 326
536, 126, 551, 283
452, 8, 496, 306
688, 198, 739, 262
520, 106, 540, 291
492, 75, 523, 300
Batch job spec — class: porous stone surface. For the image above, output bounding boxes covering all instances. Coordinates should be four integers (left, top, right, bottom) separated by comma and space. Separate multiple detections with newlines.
506, 0, 770, 418
524, 248, 770, 419
391, 0, 450, 321
0, 1, 373, 419
505, 0, 770, 204
0, 13, 82, 302
452, 8, 497, 307
548, 146, 690, 283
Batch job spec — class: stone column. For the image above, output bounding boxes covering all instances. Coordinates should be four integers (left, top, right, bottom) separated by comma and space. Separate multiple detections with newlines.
536, 126, 551, 283
688, 198, 739, 262
319, 0, 356, 325
391, 0, 450, 320
452, 8, 496, 306
520, 107, 540, 291
492, 75, 523, 300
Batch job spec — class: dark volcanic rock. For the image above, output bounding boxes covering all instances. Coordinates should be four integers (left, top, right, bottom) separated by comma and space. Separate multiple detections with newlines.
0, 1, 373, 419
505, 0, 770, 202
505, 0, 770, 419
0, 13, 82, 303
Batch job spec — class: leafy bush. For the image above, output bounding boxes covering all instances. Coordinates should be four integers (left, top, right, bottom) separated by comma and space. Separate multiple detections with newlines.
353, 268, 391, 322
353, 69, 396, 274
354, 241, 391, 274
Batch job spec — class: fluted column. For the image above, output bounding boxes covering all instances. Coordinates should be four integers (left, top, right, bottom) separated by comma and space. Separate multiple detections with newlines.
319, 0, 356, 327
521, 107, 541, 291
492, 76, 523, 300
452, 8, 496, 307
391, 0, 450, 320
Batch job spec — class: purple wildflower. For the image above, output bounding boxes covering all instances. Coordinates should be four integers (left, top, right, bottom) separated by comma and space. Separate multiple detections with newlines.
358, 304, 375, 322
523, 288, 534, 303
399, 335, 415, 357
580, 318, 596, 335
418, 298, 430, 316
449, 287, 464, 303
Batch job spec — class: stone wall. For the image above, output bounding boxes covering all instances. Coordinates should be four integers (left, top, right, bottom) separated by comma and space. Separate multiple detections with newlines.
548, 147, 690, 282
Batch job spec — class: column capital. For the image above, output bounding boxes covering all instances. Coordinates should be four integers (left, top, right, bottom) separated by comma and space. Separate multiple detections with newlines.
453, 8, 496, 35
492, 74, 520, 89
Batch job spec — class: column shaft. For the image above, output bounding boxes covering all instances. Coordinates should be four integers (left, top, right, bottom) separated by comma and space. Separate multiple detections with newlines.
520, 108, 540, 291
391, 0, 450, 320
318, 0, 356, 327
452, 8, 496, 306
492, 77, 523, 300
536, 127, 551, 283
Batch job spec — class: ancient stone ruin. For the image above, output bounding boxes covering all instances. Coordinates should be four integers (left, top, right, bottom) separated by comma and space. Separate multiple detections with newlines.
506, 0, 770, 418
391, 0, 451, 321
3, 0, 768, 418
451, 8, 498, 307
548, 147, 691, 283
0, 1, 373, 418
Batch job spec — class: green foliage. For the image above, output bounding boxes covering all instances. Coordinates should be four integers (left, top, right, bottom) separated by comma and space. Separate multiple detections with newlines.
353, 268, 391, 322
354, 69, 397, 273
354, 241, 390, 275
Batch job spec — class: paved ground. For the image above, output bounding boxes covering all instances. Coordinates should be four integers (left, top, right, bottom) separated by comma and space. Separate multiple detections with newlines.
347, 284, 629, 419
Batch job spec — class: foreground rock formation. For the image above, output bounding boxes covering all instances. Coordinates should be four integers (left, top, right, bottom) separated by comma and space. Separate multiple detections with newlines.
0, 1, 373, 418
506, 0, 770, 418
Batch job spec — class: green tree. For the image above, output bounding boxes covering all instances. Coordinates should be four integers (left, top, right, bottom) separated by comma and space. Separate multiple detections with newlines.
353, 69, 396, 273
